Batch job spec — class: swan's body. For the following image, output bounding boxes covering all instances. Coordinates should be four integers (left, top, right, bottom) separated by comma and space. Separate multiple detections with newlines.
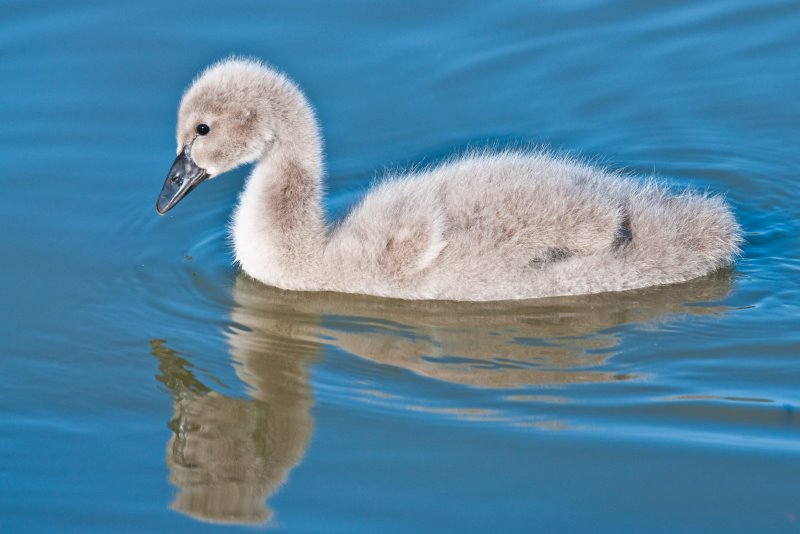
158, 58, 741, 301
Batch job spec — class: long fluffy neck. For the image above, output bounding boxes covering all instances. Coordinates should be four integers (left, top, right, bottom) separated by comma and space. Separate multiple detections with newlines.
232, 89, 327, 290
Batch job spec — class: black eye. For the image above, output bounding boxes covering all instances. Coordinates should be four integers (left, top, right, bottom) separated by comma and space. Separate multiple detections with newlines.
196, 123, 210, 136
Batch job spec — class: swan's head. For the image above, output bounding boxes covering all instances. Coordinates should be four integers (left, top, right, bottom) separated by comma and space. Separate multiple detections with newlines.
157, 58, 293, 214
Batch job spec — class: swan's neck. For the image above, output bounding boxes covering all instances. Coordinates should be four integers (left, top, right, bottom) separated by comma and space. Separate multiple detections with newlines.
232, 100, 327, 290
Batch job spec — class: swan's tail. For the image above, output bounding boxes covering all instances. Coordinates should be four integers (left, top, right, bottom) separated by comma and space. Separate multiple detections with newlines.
620, 184, 742, 289
538, 184, 742, 297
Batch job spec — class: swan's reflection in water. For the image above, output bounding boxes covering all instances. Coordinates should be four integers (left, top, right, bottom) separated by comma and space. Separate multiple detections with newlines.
151, 339, 313, 524
151, 271, 733, 524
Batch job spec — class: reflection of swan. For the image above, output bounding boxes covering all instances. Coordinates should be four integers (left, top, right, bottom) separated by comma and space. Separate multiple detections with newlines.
231, 270, 734, 388
151, 269, 732, 524
156, 58, 741, 300
150, 338, 314, 525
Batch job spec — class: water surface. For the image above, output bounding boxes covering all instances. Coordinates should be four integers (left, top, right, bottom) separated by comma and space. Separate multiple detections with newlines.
2, 0, 799, 531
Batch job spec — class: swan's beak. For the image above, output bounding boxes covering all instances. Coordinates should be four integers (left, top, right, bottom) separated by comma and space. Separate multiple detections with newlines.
156, 145, 209, 215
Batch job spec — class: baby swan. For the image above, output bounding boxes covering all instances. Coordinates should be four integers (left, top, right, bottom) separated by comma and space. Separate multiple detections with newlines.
156, 58, 741, 301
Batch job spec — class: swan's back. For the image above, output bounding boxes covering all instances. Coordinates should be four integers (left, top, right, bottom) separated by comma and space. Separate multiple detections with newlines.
324, 151, 740, 300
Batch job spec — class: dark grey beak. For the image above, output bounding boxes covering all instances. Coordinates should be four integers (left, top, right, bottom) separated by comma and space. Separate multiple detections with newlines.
156, 145, 210, 215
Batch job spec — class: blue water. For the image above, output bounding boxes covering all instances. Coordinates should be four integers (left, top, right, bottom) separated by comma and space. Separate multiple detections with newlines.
2, 0, 800, 531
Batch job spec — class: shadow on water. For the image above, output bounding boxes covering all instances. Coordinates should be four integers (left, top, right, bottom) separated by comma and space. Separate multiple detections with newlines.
150, 270, 733, 525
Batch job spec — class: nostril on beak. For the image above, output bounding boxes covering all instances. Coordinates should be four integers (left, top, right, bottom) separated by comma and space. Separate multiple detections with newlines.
171, 174, 182, 185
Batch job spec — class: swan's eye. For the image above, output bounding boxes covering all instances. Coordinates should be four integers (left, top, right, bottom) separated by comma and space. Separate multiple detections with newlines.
196, 124, 210, 136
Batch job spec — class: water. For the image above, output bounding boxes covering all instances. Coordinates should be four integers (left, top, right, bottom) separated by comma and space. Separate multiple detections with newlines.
2, 0, 799, 531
